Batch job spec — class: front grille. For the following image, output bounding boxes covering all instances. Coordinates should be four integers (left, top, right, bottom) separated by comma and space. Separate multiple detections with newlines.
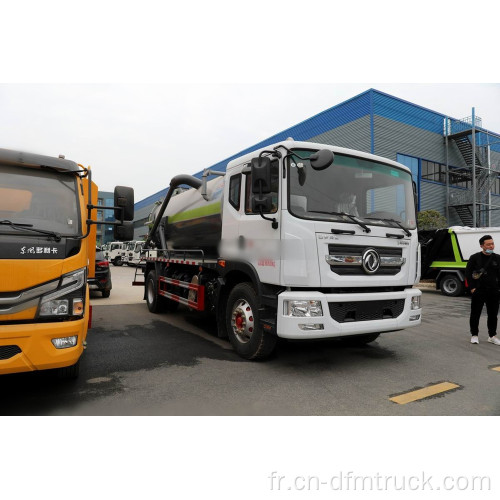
329, 299, 405, 323
0, 345, 22, 360
327, 244, 403, 276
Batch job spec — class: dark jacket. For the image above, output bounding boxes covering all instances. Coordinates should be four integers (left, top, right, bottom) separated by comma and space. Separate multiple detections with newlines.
465, 252, 500, 291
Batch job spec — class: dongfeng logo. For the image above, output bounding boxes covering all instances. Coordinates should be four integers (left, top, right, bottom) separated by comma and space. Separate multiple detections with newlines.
362, 248, 380, 274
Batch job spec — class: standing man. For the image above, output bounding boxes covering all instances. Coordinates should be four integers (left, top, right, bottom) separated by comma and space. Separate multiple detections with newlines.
465, 234, 500, 345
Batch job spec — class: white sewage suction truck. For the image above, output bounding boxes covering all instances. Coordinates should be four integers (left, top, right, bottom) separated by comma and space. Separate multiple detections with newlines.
138, 140, 422, 359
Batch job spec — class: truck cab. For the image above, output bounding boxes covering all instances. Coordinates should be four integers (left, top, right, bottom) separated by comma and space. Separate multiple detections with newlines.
221, 141, 421, 341
105, 241, 128, 266
0, 148, 133, 377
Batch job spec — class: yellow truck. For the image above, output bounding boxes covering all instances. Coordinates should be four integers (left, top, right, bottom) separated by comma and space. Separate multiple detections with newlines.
0, 148, 133, 378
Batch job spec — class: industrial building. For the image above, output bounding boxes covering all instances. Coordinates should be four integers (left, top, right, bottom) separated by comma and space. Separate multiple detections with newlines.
133, 88, 500, 240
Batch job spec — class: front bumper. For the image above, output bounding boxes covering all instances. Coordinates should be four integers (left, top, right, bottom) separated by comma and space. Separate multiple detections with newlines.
276, 288, 422, 340
0, 317, 87, 375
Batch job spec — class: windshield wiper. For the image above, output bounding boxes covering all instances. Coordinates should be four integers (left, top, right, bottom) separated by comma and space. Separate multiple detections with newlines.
365, 217, 411, 237
0, 220, 62, 242
310, 211, 371, 233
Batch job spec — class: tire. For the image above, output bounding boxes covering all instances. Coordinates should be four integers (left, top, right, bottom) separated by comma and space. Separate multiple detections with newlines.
56, 359, 80, 379
102, 290, 111, 298
225, 282, 277, 360
146, 270, 166, 313
340, 333, 380, 346
115, 257, 123, 266
440, 274, 464, 297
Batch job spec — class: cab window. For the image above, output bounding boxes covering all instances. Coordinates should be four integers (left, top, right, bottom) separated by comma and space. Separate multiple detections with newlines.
229, 174, 241, 210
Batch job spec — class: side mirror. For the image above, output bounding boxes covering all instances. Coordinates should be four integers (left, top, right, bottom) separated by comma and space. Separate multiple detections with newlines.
310, 150, 334, 171
114, 186, 134, 221
252, 193, 273, 213
114, 221, 134, 241
251, 156, 272, 194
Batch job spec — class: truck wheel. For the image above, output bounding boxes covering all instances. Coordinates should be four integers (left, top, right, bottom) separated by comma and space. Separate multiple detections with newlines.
146, 270, 166, 313
225, 283, 277, 360
340, 333, 380, 346
115, 257, 123, 266
440, 274, 464, 297
56, 359, 80, 379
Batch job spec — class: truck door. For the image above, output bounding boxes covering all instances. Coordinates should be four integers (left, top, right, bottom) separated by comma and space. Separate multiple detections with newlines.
239, 159, 281, 285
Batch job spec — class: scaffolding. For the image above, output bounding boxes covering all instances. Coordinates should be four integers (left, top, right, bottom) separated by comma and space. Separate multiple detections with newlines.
444, 109, 500, 227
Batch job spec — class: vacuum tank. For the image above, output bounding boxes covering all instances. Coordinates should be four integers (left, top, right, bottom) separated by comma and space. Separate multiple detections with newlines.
149, 176, 225, 258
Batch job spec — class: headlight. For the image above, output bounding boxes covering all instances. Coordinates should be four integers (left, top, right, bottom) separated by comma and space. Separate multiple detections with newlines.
284, 300, 323, 317
410, 296, 421, 310
39, 268, 86, 318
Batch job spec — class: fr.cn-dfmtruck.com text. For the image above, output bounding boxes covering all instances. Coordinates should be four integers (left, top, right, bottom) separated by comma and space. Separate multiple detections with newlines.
268, 471, 492, 492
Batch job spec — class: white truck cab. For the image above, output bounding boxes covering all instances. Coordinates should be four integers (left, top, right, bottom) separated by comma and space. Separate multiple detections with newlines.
105, 241, 128, 266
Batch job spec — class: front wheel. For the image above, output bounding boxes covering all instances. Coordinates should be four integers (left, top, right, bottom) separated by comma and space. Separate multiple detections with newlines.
225, 283, 277, 360
440, 274, 464, 297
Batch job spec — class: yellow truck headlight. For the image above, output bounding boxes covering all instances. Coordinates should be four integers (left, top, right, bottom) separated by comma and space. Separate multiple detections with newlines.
39, 268, 86, 318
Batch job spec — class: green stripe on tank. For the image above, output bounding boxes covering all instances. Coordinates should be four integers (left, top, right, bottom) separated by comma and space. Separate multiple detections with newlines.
168, 202, 221, 223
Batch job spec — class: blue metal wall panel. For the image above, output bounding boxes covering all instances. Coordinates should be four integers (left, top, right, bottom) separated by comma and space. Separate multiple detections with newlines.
308, 116, 372, 152
373, 90, 446, 135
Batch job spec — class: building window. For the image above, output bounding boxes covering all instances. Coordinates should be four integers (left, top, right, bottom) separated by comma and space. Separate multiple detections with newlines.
492, 176, 500, 195
421, 160, 446, 183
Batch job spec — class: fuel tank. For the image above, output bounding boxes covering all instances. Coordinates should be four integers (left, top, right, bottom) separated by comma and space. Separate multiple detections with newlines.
149, 176, 224, 258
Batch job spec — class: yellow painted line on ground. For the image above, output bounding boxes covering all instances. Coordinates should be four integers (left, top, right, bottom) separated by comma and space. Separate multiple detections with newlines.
390, 382, 460, 405
490, 366, 500, 372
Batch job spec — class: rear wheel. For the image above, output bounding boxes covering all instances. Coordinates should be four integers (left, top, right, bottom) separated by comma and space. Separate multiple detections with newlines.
440, 274, 464, 297
146, 270, 164, 313
225, 283, 277, 360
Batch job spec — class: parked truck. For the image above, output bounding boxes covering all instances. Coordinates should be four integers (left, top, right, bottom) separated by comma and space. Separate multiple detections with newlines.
105, 241, 129, 266
419, 226, 500, 296
139, 140, 422, 359
0, 148, 134, 378
126, 240, 145, 266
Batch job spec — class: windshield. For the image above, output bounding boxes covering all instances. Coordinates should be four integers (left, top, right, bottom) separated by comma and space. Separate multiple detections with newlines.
287, 149, 416, 230
0, 165, 81, 236
127, 242, 135, 251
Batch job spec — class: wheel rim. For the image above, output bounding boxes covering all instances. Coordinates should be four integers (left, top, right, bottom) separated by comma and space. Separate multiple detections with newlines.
147, 278, 156, 305
231, 298, 255, 344
442, 278, 457, 294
